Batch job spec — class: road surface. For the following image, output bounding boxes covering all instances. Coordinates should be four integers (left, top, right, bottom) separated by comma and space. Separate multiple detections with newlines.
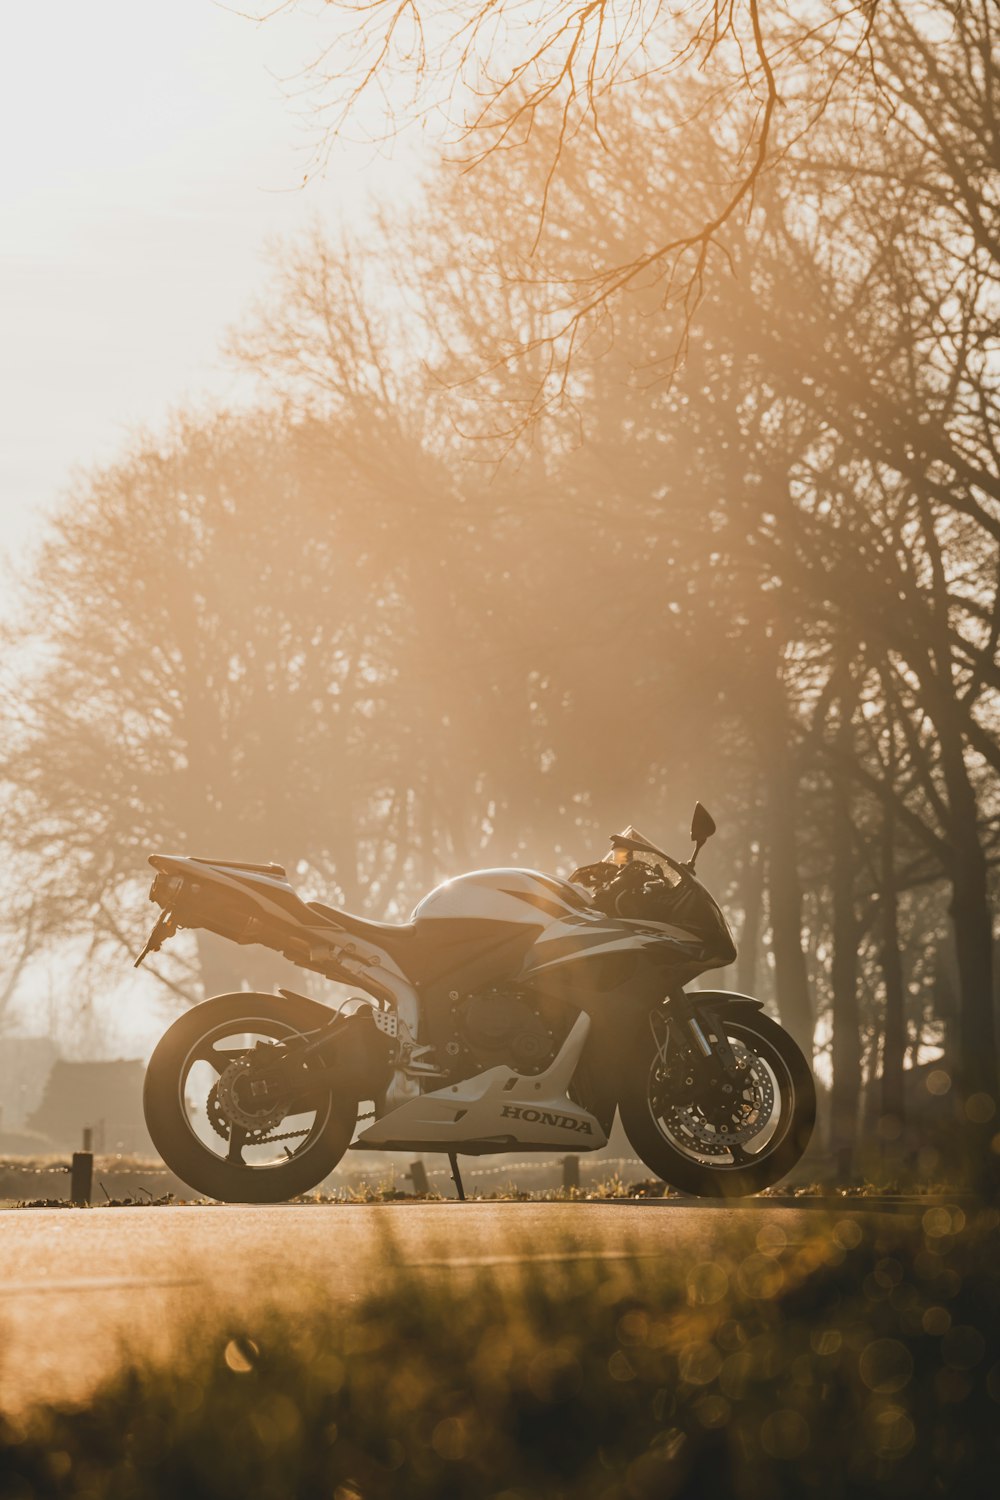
0, 1201, 914, 1411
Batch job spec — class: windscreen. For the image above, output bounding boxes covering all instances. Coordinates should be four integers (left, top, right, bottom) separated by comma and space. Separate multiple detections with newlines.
603, 826, 681, 885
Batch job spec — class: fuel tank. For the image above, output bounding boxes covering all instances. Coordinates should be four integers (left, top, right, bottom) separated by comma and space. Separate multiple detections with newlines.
411, 868, 595, 926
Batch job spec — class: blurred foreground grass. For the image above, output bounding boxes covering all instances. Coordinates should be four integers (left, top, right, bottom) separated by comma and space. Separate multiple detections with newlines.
0, 1207, 997, 1498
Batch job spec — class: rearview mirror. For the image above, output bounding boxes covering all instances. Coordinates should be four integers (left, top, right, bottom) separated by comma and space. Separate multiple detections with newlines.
690, 802, 716, 864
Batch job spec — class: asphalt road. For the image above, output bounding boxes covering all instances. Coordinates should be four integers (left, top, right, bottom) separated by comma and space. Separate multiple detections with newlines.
0, 1201, 913, 1412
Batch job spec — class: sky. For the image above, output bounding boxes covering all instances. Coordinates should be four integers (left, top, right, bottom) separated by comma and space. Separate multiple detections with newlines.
0, 1, 428, 1060
0, 0, 422, 570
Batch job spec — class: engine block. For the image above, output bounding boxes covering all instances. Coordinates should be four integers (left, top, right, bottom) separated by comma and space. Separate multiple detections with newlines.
449, 986, 559, 1076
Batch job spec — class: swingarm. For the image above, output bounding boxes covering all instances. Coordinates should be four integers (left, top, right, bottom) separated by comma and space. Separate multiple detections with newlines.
230, 1004, 396, 1111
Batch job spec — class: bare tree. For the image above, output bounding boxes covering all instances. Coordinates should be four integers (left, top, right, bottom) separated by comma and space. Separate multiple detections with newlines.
0, 409, 430, 996
249, 0, 883, 413
0, 904, 35, 1037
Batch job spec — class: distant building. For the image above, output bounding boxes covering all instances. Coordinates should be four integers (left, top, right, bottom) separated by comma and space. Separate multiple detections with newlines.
28, 1059, 153, 1156
0, 1035, 60, 1134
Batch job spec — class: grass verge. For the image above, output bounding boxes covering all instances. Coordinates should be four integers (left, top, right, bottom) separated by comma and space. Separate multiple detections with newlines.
0, 1206, 997, 1498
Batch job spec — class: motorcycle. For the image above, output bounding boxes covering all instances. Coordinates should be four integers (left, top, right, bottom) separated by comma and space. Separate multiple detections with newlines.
138, 804, 815, 1202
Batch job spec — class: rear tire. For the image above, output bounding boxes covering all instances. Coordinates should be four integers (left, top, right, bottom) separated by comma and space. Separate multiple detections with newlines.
143, 992, 357, 1204
619, 1001, 815, 1198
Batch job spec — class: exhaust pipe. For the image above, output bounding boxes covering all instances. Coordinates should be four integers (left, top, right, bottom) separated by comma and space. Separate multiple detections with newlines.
150, 872, 286, 950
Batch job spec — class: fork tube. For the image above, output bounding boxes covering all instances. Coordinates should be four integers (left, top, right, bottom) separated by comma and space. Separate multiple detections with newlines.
687, 1016, 713, 1057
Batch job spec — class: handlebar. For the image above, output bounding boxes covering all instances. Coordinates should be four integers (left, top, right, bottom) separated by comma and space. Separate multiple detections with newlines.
601, 855, 696, 919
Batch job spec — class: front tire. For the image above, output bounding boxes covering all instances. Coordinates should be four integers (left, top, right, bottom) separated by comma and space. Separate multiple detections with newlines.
144, 992, 358, 1204
619, 1000, 816, 1197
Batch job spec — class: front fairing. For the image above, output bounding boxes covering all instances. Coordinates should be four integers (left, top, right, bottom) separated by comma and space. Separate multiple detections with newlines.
518, 899, 734, 1135
659, 871, 737, 970
522, 872, 736, 992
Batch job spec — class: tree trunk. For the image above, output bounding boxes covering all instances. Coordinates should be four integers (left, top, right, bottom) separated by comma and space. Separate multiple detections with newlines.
911, 494, 997, 1169
879, 801, 906, 1130
196, 930, 242, 1000
327, 801, 362, 911
936, 727, 997, 1111
419, 778, 439, 896
948, 834, 997, 1101
763, 754, 813, 1055
830, 762, 862, 1177
736, 839, 763, 995
948, 831, 998, 1194
195, 929, 290, 1000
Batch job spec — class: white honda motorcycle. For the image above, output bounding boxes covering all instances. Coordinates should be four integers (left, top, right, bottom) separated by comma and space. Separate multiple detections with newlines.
138, 805, 815, 1202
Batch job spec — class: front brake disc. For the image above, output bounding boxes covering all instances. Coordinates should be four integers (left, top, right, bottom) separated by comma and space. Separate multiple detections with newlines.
653, 1042, 775, 1152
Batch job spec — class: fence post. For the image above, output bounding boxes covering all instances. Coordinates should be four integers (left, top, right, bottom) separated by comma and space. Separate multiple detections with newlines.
407, 1160, 430, 1196
562, 1155, 580, 1192
71, 1128, 94, 1206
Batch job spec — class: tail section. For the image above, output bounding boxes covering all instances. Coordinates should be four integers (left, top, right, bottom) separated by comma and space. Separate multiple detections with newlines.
145, 853, 345, 972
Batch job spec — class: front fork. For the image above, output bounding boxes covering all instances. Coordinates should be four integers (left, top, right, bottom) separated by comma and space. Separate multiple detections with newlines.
655, 992, 738, 1078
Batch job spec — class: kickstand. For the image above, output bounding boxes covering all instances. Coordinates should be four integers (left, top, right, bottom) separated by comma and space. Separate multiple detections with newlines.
448, 1152, 466, 1202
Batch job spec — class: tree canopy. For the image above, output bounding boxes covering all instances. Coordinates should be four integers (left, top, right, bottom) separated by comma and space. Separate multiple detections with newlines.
2, 0, 998, 1178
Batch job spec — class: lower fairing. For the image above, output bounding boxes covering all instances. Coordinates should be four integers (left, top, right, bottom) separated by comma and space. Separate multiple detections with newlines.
356, 1013, 607, 1153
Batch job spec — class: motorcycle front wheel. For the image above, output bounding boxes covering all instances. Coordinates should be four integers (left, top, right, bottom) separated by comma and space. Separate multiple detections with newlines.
143, 991, 358, 1204
619, 999, 816, 1198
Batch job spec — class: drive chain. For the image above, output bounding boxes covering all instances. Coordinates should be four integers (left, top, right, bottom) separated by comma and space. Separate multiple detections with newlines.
207, 1083, 374, 1147
252, 1107, 375, 1146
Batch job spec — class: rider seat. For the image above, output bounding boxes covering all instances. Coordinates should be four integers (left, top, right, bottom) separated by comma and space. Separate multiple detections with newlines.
306, 901, 540, 990
307, 901, 418, 952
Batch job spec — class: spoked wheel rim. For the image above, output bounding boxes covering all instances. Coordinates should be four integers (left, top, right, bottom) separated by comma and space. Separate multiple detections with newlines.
179, 1015, 331, 1173
646, 1020, 796, 1171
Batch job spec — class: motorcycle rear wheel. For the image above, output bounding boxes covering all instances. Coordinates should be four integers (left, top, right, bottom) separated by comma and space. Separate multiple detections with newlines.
619, 1000, 815, 1198
143, 991, 358, 1204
